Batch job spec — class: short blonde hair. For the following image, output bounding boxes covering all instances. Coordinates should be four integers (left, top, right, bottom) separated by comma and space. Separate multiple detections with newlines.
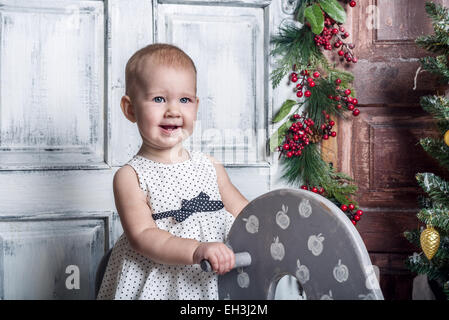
125, 43, 197, 99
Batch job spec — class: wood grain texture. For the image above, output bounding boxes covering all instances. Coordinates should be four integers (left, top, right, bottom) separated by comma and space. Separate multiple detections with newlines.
342, 0, 449, 105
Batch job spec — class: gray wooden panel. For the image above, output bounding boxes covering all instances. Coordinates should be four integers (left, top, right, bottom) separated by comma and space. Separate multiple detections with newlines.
0, 170, 116, 215
157, 3, 267, 166
0, 215, 109, 299
108, 0, 153, 166
0, 0, 105, 169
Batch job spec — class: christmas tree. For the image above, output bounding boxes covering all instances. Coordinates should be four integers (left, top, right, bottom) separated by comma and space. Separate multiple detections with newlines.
404, 1, 449, 300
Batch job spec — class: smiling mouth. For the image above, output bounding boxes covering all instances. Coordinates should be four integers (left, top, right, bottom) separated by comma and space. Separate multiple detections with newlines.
159, 125, 181, 133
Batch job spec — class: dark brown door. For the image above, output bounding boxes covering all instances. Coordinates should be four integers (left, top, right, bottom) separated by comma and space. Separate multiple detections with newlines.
324, 0, 449, 300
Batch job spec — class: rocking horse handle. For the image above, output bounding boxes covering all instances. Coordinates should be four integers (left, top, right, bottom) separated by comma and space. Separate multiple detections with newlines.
200, 252, 252, 272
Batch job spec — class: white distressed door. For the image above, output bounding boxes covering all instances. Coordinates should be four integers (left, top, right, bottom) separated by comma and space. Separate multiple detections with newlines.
0, 0, 295, 299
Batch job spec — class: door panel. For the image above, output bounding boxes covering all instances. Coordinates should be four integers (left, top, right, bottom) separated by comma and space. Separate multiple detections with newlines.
0, 0, 105, 169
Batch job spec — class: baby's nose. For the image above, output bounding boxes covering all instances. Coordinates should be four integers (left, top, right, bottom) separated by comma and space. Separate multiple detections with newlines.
165, 103, 181, 116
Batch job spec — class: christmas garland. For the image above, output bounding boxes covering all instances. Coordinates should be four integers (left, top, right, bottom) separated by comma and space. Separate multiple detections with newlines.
269, 0, 363, 225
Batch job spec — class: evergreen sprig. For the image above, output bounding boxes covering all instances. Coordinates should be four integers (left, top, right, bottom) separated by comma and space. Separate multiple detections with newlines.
280, 143, 357, 206
420, 95, 449, 122
270, 24, 324, 89
416, 173, 449, 207
419, 56, 449, 84
417, 207, 449, 230
420, 138, 449, 169
416, 2, 449, 55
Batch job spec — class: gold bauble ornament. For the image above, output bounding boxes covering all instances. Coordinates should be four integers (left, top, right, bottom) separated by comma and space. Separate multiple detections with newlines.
444, 130, 449, 147
420, 226, 440, 260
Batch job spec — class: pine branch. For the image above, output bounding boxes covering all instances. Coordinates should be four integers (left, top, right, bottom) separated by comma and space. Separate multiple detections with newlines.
417, 207, 449, 231
280, 143, 327, 187
279, 143, 357, 205
405, 254, 449, 283
416, 35, 449, 56
420, 137, 449, 169
420, 95, 449, 121
416, 173, 449, 207
425, 2, 449, 36
419, 56, 449, 84
270, 25, 323, 89
415, 2, 449, 56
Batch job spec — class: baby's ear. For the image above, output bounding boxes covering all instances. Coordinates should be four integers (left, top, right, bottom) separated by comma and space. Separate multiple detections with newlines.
120, 95, 137, 123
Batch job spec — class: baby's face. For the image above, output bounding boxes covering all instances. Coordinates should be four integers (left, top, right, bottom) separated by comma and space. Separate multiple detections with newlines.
131, 62, 199, 152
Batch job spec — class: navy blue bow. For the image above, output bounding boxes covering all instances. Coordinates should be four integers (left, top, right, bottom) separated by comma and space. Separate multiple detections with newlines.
152, 191, 224, 222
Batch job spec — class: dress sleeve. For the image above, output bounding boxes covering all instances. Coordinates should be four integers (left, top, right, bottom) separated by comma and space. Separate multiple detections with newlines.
125, 157, 149, 193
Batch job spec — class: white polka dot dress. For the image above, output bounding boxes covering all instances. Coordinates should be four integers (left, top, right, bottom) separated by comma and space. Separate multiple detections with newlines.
97, 150, 235, 300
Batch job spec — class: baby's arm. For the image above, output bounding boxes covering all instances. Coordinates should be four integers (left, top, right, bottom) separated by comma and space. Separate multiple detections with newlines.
113, 165, 234, 274
206, 155, 250, 218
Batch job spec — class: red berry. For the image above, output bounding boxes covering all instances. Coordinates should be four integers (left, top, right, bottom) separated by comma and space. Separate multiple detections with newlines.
339, 27, 345, 33
292, 77, 298, 83
323, 134, 329, 140
329, 120, 335, 126
353, 108, 360, 116
304, 90, 312, 97
351, 220, 357, 225
348, 104, 355, 111
341, 204, 348, 212
350, 1, 356, 7
312, 187, 318, 193
354, 215, 360, 221
338, 50, 344, 56
352, 98, 358, 105
283, 143, 290, 150
318, 187, 325, 194
313, 72, 320, 78
349, 203, 355, 210
301, 185, 308, 190
297, 91, 303, 98
352, 57, 358, 63
332, 28, 339, 34
356, 210, 363, 216
286, 151, 293, 157
331, 131, 337, 137
293, 135, 299, 141
309, 81, 316, 87
335, 78, 342, 85
337, 104, 342, 109
344, 89, 352, 95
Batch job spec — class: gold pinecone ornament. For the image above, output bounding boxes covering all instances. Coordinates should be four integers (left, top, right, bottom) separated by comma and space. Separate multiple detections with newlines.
444, 130, 449, 147
420, 226, 440, 260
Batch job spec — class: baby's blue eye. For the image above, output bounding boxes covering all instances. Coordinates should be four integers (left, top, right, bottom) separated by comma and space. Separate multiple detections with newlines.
180, 97, 191, 103
153, 96, 165, 103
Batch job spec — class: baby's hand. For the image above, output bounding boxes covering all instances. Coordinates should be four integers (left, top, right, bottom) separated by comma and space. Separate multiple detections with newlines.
193, 242, 235, 275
